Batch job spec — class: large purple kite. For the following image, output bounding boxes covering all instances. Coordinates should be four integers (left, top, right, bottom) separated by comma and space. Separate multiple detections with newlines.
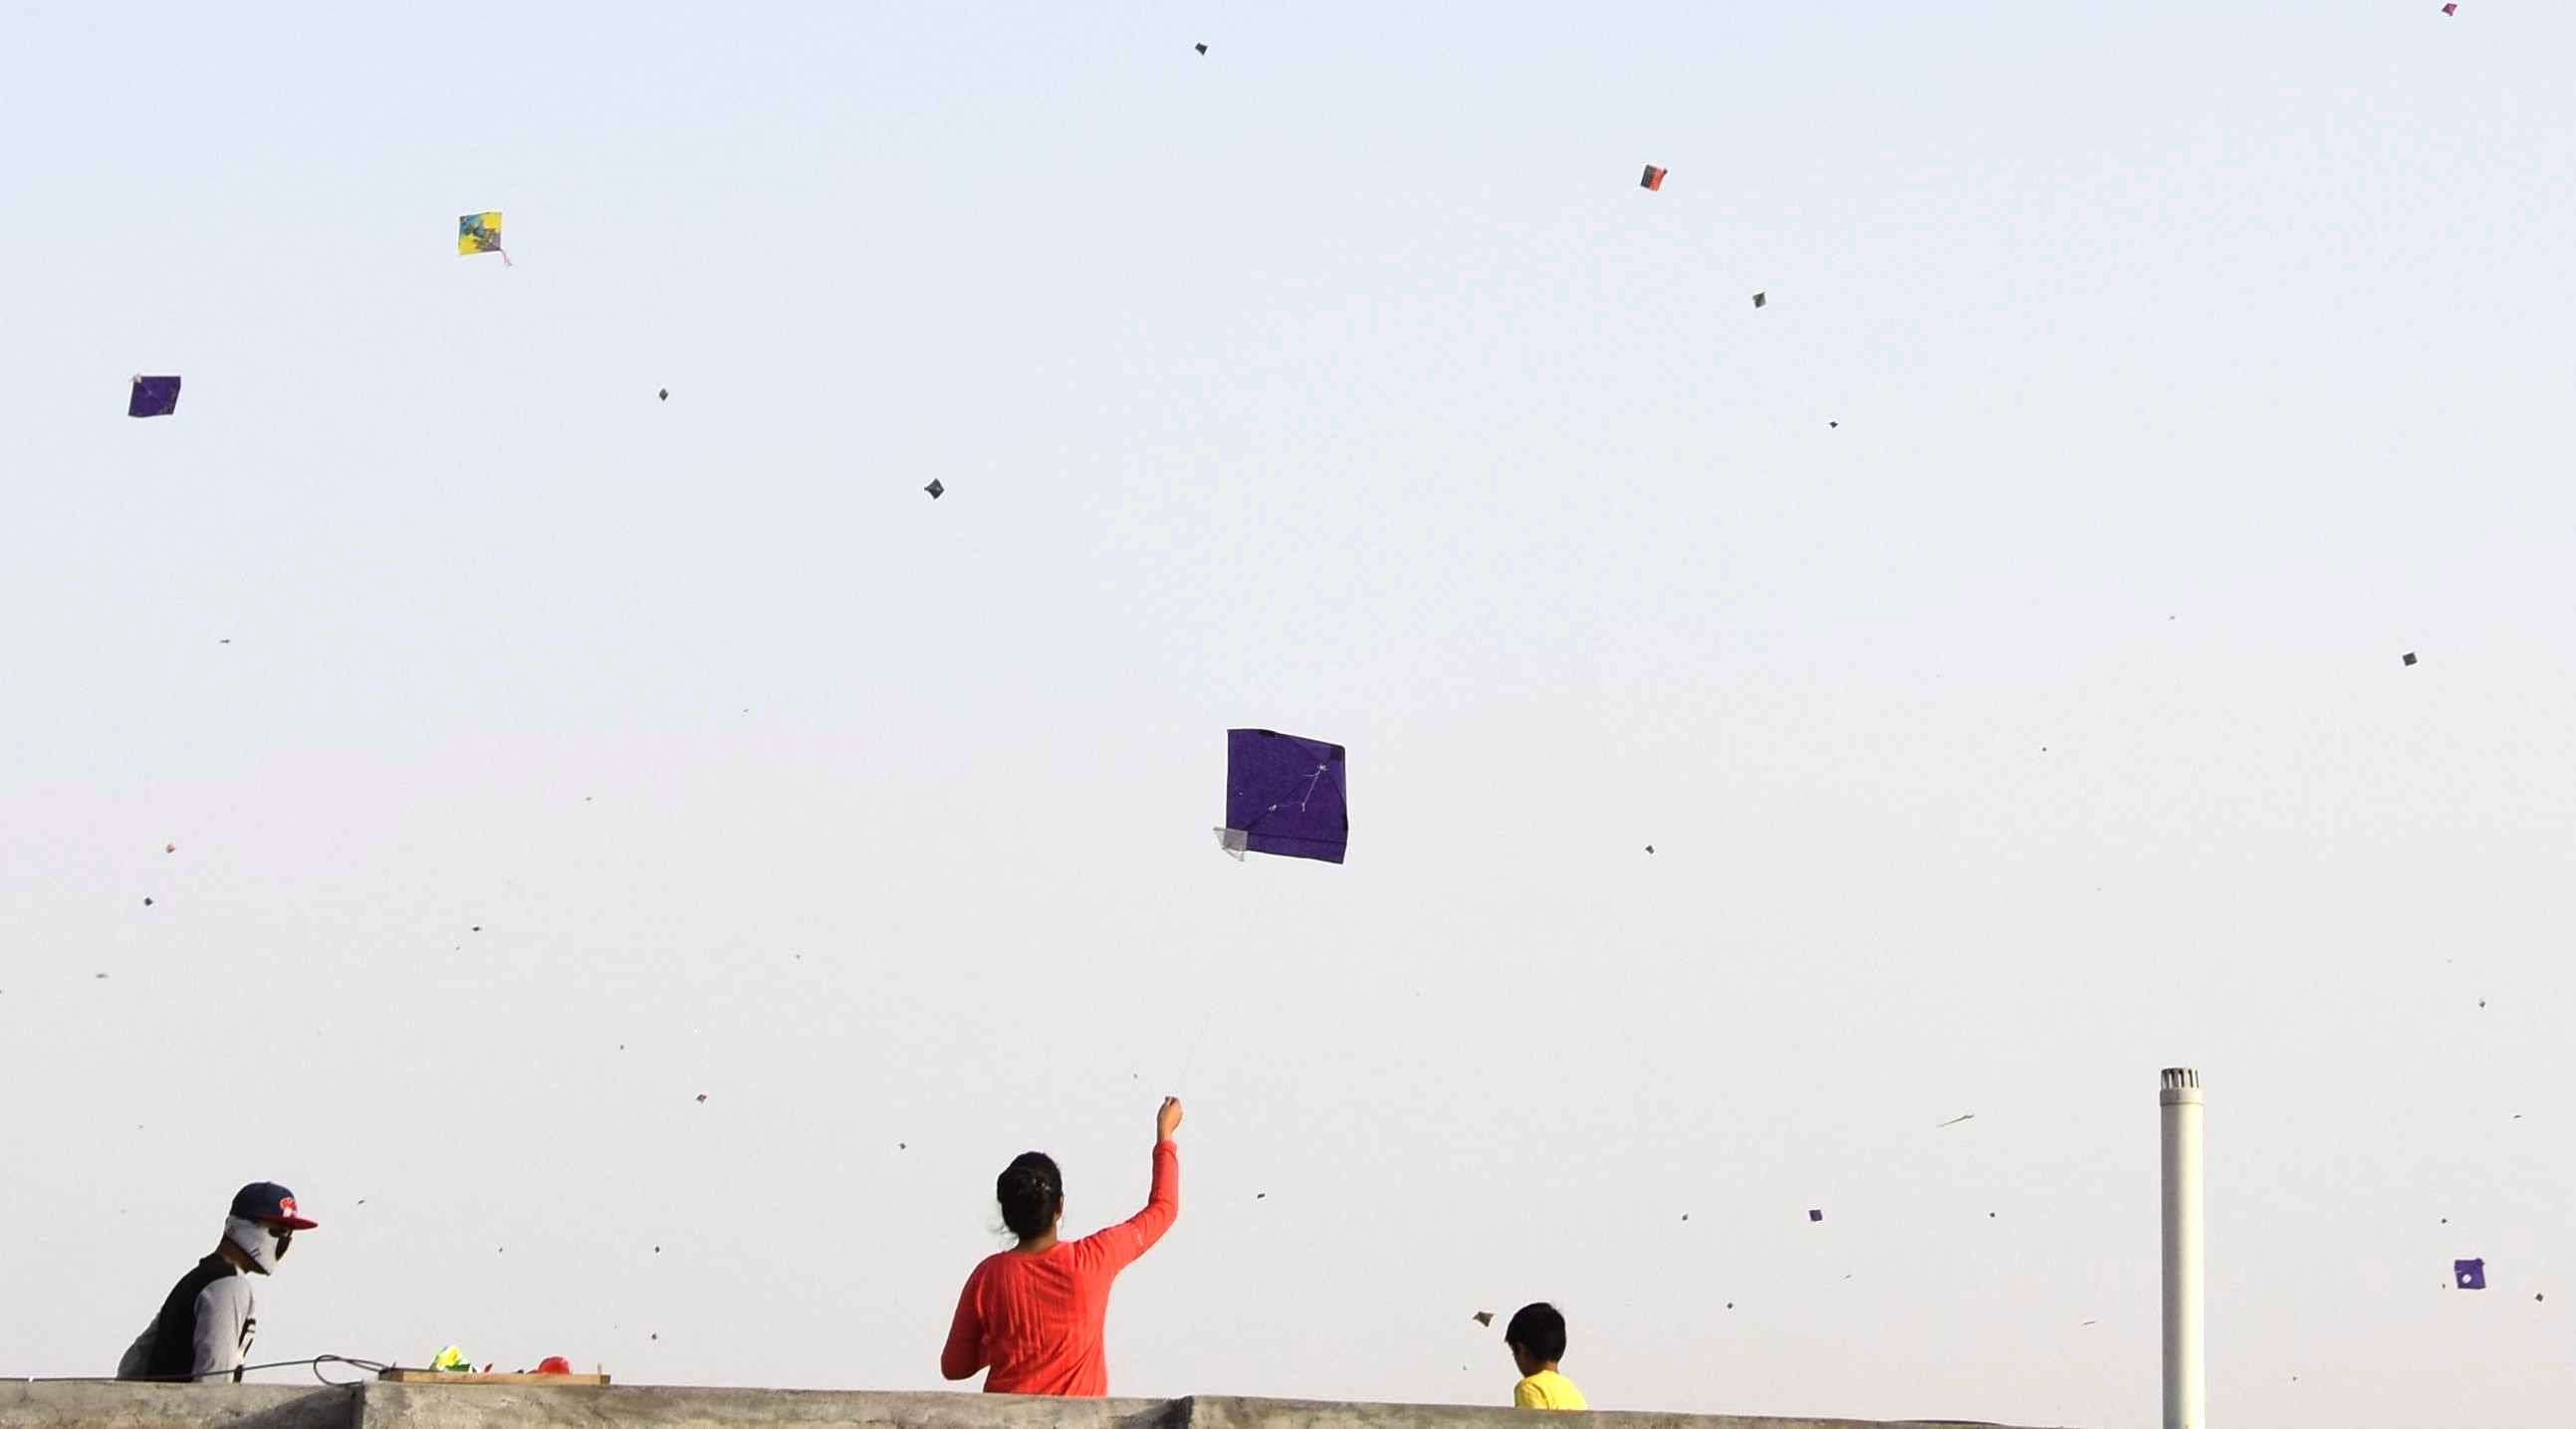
1218, 728, 1347, 864
128, 374, 181, 418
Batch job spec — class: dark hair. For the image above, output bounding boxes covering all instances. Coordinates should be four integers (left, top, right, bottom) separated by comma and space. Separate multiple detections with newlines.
996, 1152, 1064, 1240
1505, 1303, 1567, 1363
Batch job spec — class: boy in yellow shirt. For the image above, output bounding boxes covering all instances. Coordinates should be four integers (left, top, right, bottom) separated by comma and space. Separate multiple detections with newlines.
1504, 1303, 1587, 1410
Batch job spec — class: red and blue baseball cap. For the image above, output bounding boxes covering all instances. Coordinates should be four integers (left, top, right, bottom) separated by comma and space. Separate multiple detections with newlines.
231, 1182, 319, 1230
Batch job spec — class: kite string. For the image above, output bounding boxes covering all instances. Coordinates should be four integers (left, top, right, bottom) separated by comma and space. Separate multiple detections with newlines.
1172, 1002, 1218, 1094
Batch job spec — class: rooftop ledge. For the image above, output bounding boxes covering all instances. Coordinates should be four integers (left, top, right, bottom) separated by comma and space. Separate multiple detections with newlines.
0, 1382, 2076, 1429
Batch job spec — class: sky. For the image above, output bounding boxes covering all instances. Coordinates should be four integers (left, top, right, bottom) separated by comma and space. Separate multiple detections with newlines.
2, 1, 2572, 1424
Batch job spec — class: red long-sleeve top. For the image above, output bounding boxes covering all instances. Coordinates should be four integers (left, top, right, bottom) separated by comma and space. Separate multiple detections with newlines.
941, 1140, 1180, 1397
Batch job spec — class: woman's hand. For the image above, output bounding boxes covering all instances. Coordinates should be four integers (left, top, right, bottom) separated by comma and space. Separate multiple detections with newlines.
1156, 1096, 1185, 1143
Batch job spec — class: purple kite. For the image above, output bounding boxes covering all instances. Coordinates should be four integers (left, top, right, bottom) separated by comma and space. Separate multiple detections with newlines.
128, 375, 181, 418
2456, 1258, 2485, 1290
1217, 728, 1347, 864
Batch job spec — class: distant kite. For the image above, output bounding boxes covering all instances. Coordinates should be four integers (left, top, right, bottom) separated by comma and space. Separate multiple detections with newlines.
1640, 164, 1668, 192
1753, 292, 1768, 309
2443, 3, 2458, 13
2403, 651, 2419, 666
458, 211, 512, 266
1195, 42, 1209, 54
128, 374, 181, 418
1217, 728, 1347, 863
2456, 1258, 2485, 1290
924, 479, 945, 500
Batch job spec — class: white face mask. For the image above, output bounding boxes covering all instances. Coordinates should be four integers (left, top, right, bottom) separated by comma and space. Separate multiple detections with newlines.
223, 1216, 288, 1275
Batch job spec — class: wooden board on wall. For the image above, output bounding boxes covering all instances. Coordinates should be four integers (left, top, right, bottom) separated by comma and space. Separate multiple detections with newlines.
377, 1370, 611, 1385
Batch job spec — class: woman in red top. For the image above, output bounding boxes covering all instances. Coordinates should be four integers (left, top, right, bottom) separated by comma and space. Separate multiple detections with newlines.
941, 1097, 1183, 1397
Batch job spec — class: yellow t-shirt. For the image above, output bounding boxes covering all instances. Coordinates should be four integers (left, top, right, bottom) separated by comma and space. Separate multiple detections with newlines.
1515, 1369, 1587, 1410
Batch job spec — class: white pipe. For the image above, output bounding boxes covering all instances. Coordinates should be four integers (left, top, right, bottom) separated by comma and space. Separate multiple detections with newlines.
2161, 1068, 2206, 1429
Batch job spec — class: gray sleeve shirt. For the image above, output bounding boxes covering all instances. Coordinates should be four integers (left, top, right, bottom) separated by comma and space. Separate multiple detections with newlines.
188, 1276, 257, 1381
115, 1264, 257, 1382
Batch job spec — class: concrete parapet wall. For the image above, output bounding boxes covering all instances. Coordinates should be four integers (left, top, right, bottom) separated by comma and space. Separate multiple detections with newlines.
358, 1386, 1185, 1429
0, 1382, 357, 1429
0, 1383, 2073, 1429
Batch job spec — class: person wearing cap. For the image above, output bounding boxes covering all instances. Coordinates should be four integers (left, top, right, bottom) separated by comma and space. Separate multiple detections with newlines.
116, 1182, 318, 1382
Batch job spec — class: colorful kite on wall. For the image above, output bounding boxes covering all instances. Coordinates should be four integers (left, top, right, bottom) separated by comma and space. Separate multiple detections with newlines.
458, 211, 512, 266
127, 374, 181, 418
1217, 728, 1347, 864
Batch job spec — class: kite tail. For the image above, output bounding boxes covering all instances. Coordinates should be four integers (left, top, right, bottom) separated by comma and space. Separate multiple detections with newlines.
496, 245, 514, 268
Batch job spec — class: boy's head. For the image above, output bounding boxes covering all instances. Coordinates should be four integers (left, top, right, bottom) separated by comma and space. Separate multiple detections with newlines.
1505, 1302, 1568, 1376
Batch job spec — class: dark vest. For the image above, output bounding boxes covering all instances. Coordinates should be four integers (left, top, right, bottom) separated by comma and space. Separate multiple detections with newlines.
141, 1255, 247, 1381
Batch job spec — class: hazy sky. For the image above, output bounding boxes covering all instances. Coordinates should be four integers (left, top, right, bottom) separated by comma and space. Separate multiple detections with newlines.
4, 3, 2572, 1425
